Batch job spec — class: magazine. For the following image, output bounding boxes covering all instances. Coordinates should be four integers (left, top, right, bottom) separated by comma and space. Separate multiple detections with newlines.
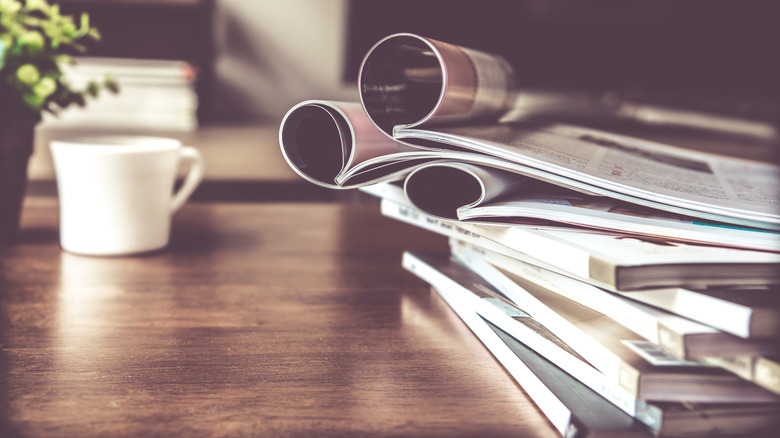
450, 240, 780, 361
702, 355, 780, 396
442, 249, 780, 403
620, 286, 780, 340
279, 33, 780, 230
364, 180, 780, 252
374, 194, 780, 291
421, 283, 653, 437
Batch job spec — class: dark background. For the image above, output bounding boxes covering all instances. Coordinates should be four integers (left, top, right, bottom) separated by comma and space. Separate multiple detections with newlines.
59, 0, 216, 122
55, 0, 779, 124
344, 0, 779, 120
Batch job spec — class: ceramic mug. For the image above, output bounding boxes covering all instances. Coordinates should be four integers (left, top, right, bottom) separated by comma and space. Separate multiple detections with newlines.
50, 135, 204, 256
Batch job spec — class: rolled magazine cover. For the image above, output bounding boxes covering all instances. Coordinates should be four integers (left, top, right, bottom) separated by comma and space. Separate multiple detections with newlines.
358, 32, 516, 133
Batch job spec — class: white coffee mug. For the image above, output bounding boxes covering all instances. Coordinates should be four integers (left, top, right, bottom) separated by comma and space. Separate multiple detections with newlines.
50, 135, 204, 256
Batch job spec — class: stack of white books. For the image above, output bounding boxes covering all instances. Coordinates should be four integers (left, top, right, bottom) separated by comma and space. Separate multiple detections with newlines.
41, 56, 198, 133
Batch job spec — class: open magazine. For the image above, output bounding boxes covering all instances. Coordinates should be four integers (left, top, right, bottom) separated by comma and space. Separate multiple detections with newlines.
362, 181, 780, 252
278, 33, 780, 231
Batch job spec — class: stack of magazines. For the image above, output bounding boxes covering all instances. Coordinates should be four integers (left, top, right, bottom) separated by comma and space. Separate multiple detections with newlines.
279, 33, 780, 437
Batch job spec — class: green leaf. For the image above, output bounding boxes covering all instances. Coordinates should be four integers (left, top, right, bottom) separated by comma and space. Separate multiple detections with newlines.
80, 12, 89, 32
18, 30, 44, 53
33, 76, 56, 97
1, 0, 112, 118
24, 0, 49, 12
54, 53, 72, 65
104, 76, 119, 93
0, 0, 22, 15
22, 92, 44, 110
61, 18, 76, 36
69, 41, 85, 53
0, 34, 12, 48
86, 81, 99, 97
48, 2, 60, 20
16, 63, 40, 85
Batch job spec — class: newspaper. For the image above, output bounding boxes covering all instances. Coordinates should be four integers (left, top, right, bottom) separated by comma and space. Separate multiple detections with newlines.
279, 33, 780, 231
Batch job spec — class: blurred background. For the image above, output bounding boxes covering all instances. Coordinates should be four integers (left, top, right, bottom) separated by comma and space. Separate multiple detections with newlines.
27, 0, 780, 201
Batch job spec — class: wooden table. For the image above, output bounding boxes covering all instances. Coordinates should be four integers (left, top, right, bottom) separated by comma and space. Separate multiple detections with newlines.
0, 200, 558, 437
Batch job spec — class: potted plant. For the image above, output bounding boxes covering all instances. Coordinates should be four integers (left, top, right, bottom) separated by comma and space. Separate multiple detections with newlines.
0, 0, 117, 243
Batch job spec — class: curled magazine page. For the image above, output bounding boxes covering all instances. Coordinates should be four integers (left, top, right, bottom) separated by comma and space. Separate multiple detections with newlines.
279, 100, 420, 188
454, 179, 780, 252
395, 122, 780, 230
279, 34, 517, 189
403, 162, 531, 220
359, 33, 516, 133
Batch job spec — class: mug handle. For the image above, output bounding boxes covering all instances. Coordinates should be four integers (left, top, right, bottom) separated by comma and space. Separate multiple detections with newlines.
170, 146, 205, 213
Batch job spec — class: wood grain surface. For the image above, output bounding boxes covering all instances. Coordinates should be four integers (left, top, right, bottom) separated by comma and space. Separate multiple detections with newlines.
0, 201, 558, 438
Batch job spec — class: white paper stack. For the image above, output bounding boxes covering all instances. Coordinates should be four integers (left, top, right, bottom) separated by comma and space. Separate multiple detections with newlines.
41, 56, 198, 133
